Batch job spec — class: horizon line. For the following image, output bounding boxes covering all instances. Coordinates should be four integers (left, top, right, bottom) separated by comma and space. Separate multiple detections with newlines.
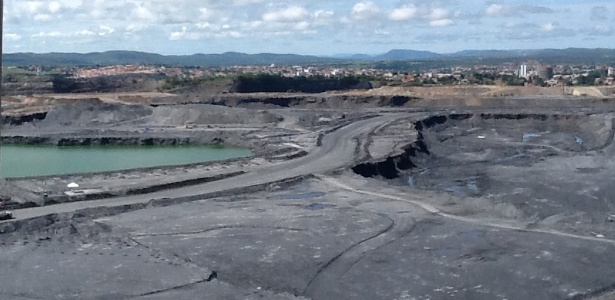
4, 47, 615, 57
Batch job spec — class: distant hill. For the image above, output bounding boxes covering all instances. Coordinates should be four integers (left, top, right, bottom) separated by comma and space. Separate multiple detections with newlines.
4, 48, 615, 67
450, 49, 525, 58
3, 51, 339, 67
375, 49, 442, 60
447, 48, 615, 64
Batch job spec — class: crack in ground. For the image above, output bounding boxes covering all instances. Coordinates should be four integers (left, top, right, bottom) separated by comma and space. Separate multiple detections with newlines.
128, 236, 210, 273
0, 292, 50, 300
340, 218, 420, 278
132, 278, 212, 298
303, 212, 395, 295
130, 225, 306, 237
568, 280, 615, 300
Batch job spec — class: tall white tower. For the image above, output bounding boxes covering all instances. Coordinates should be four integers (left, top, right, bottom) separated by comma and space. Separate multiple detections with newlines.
519, 64, 528, 79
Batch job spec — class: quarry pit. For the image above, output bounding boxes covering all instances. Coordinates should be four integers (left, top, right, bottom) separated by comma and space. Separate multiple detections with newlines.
2, 89, 615, 300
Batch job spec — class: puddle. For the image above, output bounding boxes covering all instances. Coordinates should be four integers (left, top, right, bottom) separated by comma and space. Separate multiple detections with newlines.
407, 176, 415, 188
459, 230, 485, 239
433, 248, 458, 257
467, 183, 479, 193
445, 186, 467, 197
522, 132, 543, 142
278, 192, 326, 200
444, 181, 479, 197
493, 151, 526, 163
305, 203, 335, 211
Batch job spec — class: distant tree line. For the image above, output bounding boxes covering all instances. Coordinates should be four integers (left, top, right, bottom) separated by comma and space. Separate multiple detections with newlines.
231, 74, 372, 93
574, 70, 607, 86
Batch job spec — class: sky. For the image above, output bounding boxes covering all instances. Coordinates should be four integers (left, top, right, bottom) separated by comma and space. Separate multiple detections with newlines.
3, 0, 615, 55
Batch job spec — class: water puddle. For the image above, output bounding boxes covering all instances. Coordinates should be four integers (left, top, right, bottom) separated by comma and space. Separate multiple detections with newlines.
433, 248, 458, 257
522, 132, 549, 142
459, 230, 485, 239
407, 177, 415, 188
444, 178, 480, 197
444, 186, 464, 197
493, 150, 526, 163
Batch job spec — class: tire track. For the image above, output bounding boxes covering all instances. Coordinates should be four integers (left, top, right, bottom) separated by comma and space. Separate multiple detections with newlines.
320, 176, 615, 246
303, 211, 417, 299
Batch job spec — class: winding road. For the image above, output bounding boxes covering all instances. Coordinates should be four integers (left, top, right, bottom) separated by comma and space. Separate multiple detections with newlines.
1, 113, 405, 223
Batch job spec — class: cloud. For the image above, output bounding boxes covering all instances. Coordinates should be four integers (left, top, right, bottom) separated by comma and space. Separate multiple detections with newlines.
427, 8, 452, 27
540, 22, 558, 32
351, 1, 381, 20
584, 24, 614, 36
486, 3, 554, 17
313, 10, 334, 25
429, 8, 449, 20
518, 5, 554, 14
48, 1, 61, 13
33, 14, 53, 22
430, 19, 453, 27
76, 30, 96, 37
486, 4, 504, 16
5, 33, 22, 41
170, 27, 203, 40
263, 6, 309, 23
132, 6, 157, 22
2, 0, 613, 55
389, 5, 417, 21
32, 31, 63, 38
497, 22, 576, 41
98, 26, 115, 36
590, 6, 609, 21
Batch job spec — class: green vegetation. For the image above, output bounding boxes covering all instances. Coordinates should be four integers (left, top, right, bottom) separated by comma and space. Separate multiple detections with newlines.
575, 71, 607, 86
2, 67, 37, 76
500, 75, 526, 86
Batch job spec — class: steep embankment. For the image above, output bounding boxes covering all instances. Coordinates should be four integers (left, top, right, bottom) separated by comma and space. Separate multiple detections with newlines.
352, 112, 614, 179
2, 100, 285, 148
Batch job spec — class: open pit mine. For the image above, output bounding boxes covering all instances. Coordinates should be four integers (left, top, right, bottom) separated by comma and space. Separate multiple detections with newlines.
2, 85, 615, 300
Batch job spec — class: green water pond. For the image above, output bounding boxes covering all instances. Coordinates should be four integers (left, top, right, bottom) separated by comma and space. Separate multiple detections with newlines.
0, 144, 252, 178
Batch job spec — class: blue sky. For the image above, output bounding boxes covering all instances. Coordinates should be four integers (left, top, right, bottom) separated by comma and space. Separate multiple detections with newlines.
3, 0, 615, 55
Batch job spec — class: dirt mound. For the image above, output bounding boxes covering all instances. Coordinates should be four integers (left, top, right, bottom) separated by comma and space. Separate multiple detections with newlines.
28, 99, 282, 127
39, 100, 153, 127
145, 104, 282, 126
360, 86, 493, 97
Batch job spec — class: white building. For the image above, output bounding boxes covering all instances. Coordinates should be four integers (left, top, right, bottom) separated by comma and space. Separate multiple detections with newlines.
609, 67, 614, 77
519, 64, 528, 79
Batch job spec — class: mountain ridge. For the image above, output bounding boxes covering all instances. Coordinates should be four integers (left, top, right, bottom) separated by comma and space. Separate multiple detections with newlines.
4, 48, 615, 67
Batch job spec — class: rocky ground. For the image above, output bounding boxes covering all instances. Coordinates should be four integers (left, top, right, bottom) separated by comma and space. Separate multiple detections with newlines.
3, 89, 615, 299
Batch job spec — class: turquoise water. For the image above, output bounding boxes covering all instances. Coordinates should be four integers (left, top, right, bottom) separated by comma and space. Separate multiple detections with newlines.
0, 144, 253, 178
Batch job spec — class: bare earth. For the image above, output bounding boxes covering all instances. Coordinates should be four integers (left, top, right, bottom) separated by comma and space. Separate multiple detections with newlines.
2, 87, 615, 300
